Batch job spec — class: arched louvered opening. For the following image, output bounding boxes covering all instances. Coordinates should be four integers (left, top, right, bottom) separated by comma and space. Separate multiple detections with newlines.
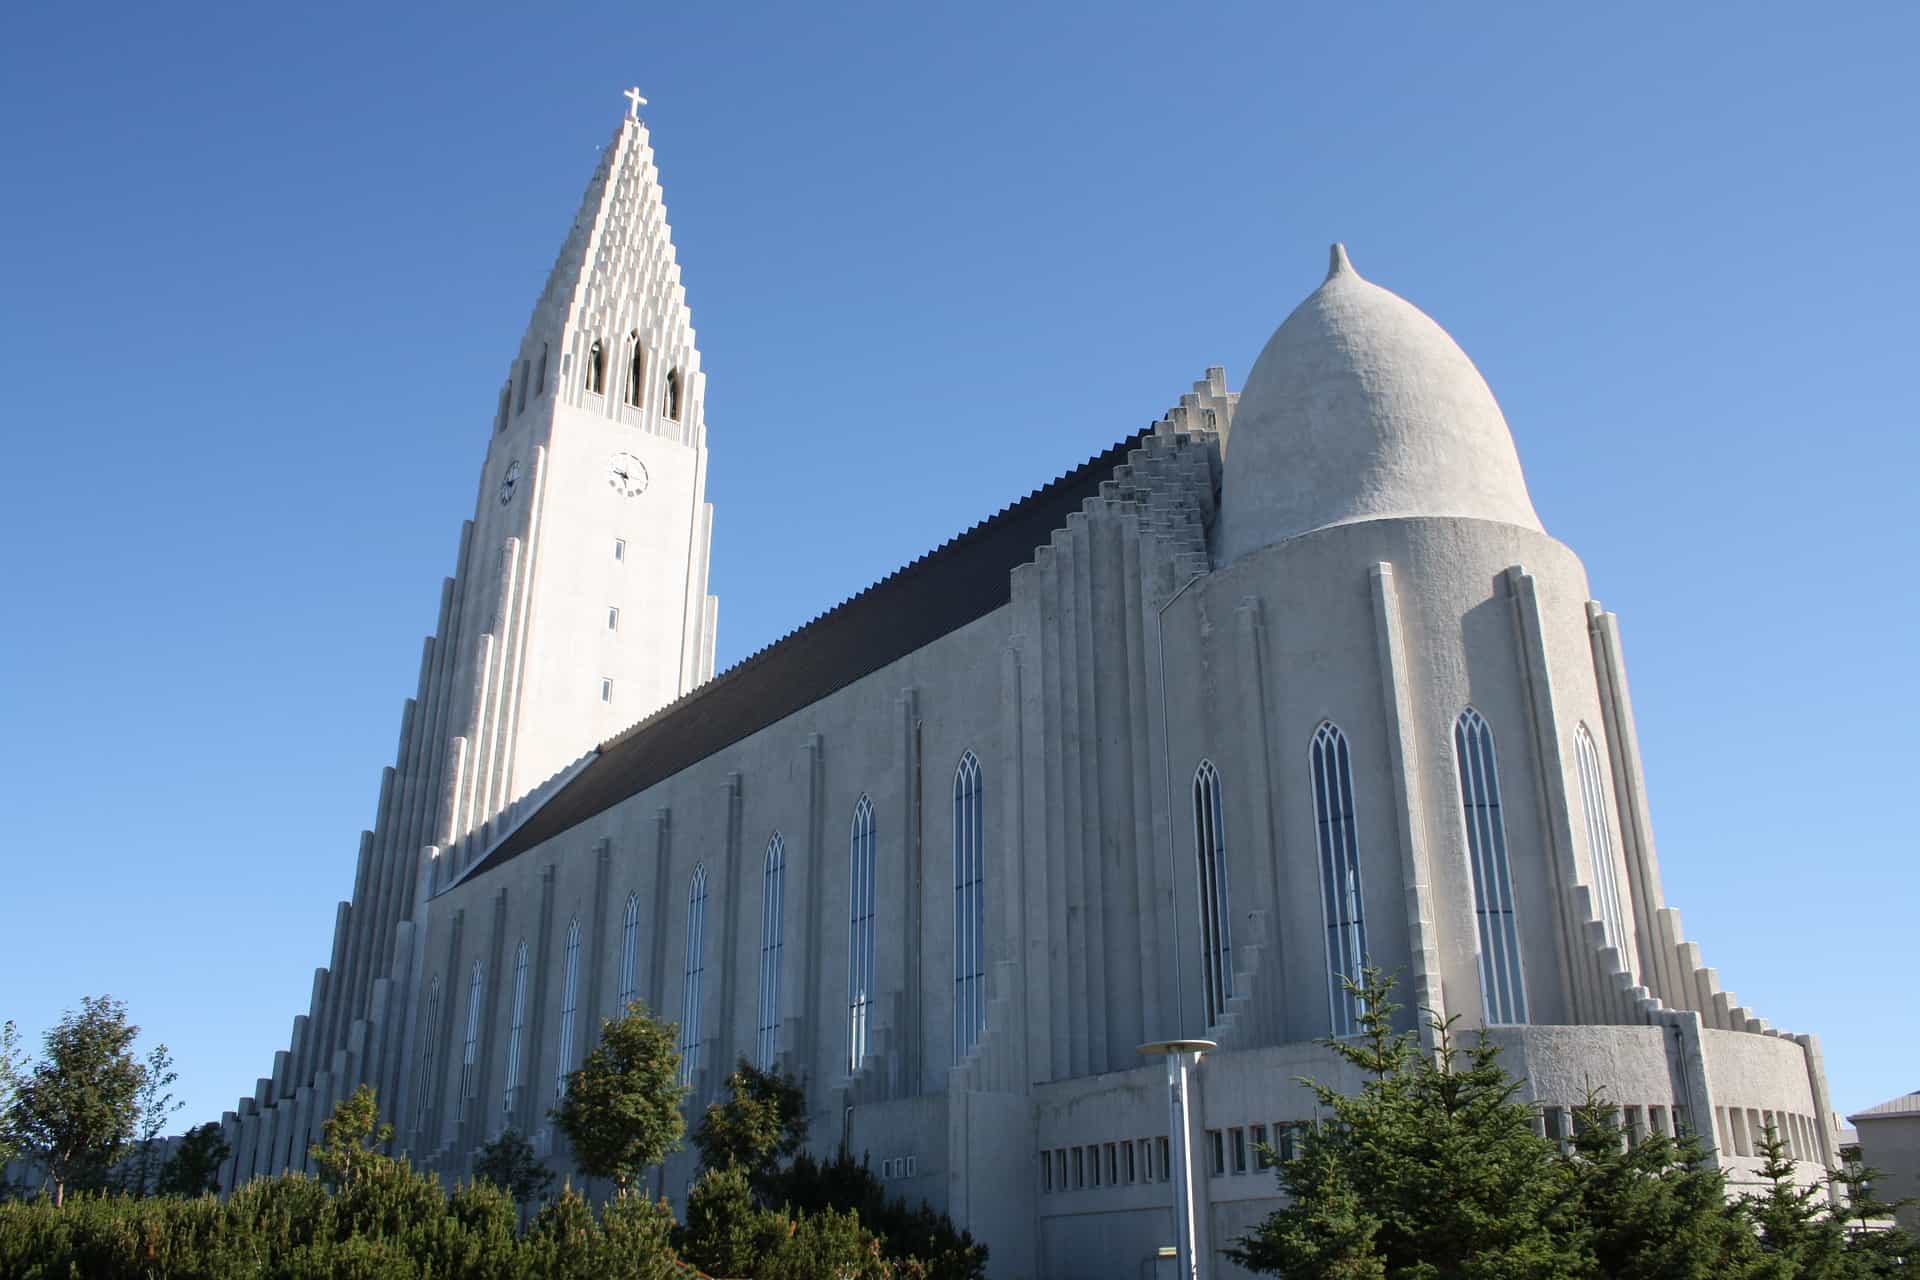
679, 865, 709, 1086
848, 795, 877, 1074
1193, 760, 1234, 1026
555, 918, 580, 1099
625, 332, 645, 407
414, 974, 441, 1137
515, 359, 529, 414
1455, 708, 1527, 1024
618, 892, 641, 1011
459, 959, 485, 1110
665, 367, 682, 421
1575, 724, 1631, 974
535, 343, 548, 398
586, 340, 606, 394
503, 940, 529, 1115
758, 834, 787, 1069
1311, 721, 1369, 1036
953, 752, 985, 1059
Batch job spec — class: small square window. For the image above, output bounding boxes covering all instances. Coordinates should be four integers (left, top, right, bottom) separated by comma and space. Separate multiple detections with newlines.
1209, 1130, 1225, 1176
613, 538, 626, 561
600, 679, 613, 703
607, 606, 619, 630
905, 1155, 916, 1177
1231, 1127, 1247, 1174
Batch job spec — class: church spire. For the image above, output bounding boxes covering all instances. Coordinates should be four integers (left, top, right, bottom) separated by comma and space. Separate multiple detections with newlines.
504, 92, 705, 449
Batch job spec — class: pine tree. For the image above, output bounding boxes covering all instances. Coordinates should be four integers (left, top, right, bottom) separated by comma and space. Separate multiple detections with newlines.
308, 1083, 396, 1191
1229, 968, 1588, 1280
1562, 1092, 1764, 1279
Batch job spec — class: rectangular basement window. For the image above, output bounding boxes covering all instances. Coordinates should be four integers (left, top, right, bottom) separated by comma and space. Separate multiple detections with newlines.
600, 679, 613, 703
607, 606, 620, 630
613, 538, 626, 562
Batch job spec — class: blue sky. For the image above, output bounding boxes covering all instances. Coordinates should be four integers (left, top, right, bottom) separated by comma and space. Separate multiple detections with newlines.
2, 2, 1914, 1130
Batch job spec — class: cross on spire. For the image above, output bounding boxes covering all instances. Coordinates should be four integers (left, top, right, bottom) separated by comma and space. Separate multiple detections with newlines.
623, 87, 647, 119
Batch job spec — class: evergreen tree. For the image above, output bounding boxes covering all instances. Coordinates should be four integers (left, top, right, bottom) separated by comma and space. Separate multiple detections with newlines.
3, 996, 152, 1205
154, 1120, 229, 1197
1743, 1121, 1917, 1279
1562, 1092, 1763, 1279
308, 1083, 396, 1191
1229, 968, 1588, 1280
550, 1000, 687, 1196
472, 1126, 556, 1205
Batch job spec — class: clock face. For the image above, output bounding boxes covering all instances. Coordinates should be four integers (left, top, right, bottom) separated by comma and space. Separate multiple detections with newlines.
498, 460, 520, 505
608, 451, 649, 498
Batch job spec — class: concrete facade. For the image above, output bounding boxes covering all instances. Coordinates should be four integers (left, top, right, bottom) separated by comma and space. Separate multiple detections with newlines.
220, 106, 1838, 1280
1851, 1093, 1920, 1235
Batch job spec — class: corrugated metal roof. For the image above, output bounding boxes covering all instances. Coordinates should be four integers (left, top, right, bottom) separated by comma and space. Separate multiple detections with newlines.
1850, 1091, 1920, 1121
459, 426, 1156, 883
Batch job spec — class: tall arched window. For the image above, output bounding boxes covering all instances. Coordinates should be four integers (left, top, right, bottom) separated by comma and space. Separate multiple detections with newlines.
1311, 721, 1368, 1036
848, 795, 877, 1074
758, 834, 787, 1069
414, 974, 441, 1134
586, 340, 606, 394
953, 752, 985, 1059
679, 865, 709, 1086
624, 332, 645, 407
1455, 708, 1527, 1025
503, 940, 529, 1115
555, 918, 580, 1100
1575, 724, 1630, 972
665, 368, 682, 421
618, 892, 640, 1011
460, 959, 485, 1108
1193, 760, 1234, 1025
535, 343, 548, 398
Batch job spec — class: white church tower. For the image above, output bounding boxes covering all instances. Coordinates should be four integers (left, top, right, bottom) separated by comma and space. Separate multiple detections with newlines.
221, 97, 716, 1179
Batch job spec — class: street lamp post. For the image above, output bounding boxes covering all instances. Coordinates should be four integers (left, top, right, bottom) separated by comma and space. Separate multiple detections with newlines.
1138, 1038, 1216, 1280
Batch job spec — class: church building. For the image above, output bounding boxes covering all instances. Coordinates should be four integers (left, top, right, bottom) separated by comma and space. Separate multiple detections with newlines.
216, 101, 1840, 1279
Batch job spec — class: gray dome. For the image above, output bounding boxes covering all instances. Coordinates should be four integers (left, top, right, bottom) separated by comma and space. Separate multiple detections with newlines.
1216, 245, 1543, 563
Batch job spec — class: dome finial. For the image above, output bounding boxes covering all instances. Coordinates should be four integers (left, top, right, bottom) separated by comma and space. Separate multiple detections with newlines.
1327, 242, 1355, 280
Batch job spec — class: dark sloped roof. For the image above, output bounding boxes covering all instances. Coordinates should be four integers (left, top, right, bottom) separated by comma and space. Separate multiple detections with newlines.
463, 427, 1151, 881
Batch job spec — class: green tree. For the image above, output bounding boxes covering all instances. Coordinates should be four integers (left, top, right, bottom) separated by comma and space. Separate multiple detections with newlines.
550, 1000, 686, 1197
1743, 1121, 1918, 1279
0, 1021, 24, 1168
1562, 1092, 1763, 1279
154, 1120, 230, 1197
308, 1083, 396, 1191
1229, 968, 1589, 1280
3, 996, 152, 1205
121, 1040, 180, 1195
472, 1127, 556, 1205
692, 1057, 809, 1186
1826, 1154, 1919, 1276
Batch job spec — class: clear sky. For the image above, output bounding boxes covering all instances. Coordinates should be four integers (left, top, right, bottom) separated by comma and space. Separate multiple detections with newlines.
2, 2, 1914, 1131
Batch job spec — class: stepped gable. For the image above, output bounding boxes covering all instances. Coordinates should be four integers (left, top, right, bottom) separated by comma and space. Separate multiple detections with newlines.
463, 426, 1154, 879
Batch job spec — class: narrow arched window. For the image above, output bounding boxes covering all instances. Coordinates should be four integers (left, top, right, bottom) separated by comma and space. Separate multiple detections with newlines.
758, 834, 787, 1069
625, 332, 645, 407
954, 752, 985, 1059
618, 892, 640, 1011
665, 368, 682, 421
848, 795, 877, 1074
1575, 725, 1631, 973
1311, 721, 1368, 1036
586, 340, 606, 394
460, 959, 485, 1107
1193, 760, 1234, 1025
535, 344, 548, 398
516, 359, 530, 414
1456, 708, 1527, 1024
503, 939, 529, 1115
679, 865, 709, 1086
414, 974, 441, 1135
555, 918, 580, 1099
